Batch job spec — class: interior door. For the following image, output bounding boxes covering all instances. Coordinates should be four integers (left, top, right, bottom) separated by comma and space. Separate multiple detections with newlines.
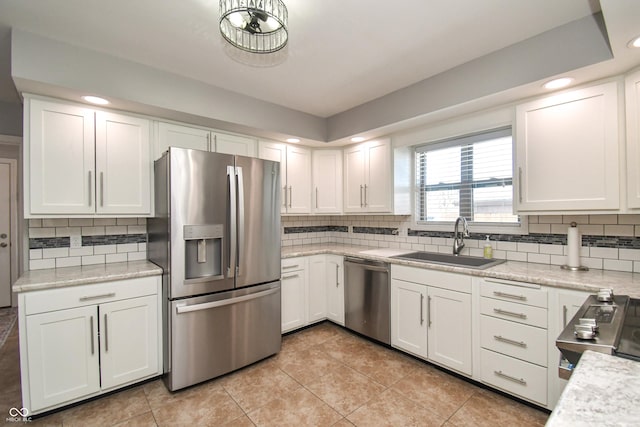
234, 156, 281, 288
0, 162, 10, 307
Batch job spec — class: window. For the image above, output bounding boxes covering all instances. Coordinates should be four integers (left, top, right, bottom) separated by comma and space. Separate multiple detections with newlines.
415, 127, 518, 225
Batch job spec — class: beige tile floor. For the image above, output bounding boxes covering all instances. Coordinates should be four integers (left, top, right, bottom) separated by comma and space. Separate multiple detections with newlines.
0, 321, 549, 426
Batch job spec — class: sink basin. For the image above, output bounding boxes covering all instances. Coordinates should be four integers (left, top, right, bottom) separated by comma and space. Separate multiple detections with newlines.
390, 251, 505, 270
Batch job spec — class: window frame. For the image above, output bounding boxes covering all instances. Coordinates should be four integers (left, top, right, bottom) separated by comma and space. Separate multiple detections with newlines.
411, 126, 527, 235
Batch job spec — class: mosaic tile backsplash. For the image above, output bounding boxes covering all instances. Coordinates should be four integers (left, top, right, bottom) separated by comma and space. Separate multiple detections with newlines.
282, 214, 640, 273
28, 218, 148, 270
27, 214, 640, 273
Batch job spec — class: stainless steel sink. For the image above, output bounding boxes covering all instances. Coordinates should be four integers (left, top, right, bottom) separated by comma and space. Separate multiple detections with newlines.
390, 251, 506, 269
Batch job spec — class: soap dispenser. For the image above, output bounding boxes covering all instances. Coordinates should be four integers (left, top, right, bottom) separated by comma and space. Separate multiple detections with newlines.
483, 235, 493, 259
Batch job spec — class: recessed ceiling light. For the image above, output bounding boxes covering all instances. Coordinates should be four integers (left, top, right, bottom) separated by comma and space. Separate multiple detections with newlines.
351, 137, 365, 143
543, 77, 574, 90
286, 138, 300, 143
82, 95, 110, 105
628, 35, 640, 48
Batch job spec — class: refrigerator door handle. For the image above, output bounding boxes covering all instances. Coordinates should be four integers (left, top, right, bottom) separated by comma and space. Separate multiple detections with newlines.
236, 166, 245, 277
227, 165, 237, 278
175, 287, 280, 314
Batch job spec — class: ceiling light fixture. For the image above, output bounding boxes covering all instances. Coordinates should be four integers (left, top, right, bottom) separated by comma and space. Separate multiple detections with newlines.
543, 77, 574, 90
628, 36, 640, 48
286, 138, 300, 143
219, 0, 288, 54
351, 137, 365, 143
82, 95, 109, 105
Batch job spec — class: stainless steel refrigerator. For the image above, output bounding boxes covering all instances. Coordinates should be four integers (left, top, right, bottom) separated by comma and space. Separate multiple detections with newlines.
148, 147, 281, 391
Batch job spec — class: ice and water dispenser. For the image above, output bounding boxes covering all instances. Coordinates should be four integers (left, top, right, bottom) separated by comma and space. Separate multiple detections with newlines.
183, 224, 224, 282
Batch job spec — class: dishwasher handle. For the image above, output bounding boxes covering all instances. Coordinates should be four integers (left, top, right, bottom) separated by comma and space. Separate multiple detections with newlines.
344, 257, 390, 272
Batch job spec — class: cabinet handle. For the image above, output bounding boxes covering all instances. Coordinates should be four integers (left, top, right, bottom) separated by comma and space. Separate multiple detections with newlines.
100, 172, 104, 207
282, 273, 299, 280
282, 264, 299, 270
494, 335, 527, 348
364, 184, 368, 207
420, 294, 424, 325
493, 308, 527, 319
79, 292, 116, 302
90, 315, 95, 355
88, 171, 92, 206
289, 186, 292, 208
104, 313, 109, 352
494, 370, 527, 386
563, 305, 568, 327
427, 295, 432, 327
283, 185, 287, 208
316, 187, 319, 209
493, 291, 526, 301
336, 264, 339, 286
518, 167, 523, 203
360, 185, 364, 207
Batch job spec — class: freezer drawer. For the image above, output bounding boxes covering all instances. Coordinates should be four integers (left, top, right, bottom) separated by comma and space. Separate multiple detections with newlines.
165, 282, 281, 391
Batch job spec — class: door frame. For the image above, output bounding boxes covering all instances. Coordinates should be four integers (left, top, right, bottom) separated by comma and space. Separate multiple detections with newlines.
0, 157, 18, 307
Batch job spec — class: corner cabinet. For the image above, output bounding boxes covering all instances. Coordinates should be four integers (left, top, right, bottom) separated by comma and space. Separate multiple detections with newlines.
260, 142, 312, 214
515, 82, 620, 213
626, 68, 640, 208
344, 139, 392, 213
312, 150, 343, 214
18, 276, 162, 415
25, 97, 152, 217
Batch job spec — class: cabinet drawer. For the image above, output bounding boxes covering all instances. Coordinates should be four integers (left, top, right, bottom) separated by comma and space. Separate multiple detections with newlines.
480, 297, 547, 328
281, 257, 306, 272
391, 265, 471, 293
480, 348, 547, 406
480, 315, 547, 367
24, 277, 159, 315
480, 279, 547, 308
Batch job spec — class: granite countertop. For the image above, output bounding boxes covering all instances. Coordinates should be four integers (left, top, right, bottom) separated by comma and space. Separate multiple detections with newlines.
13, 260, 163, 293
546, 351, 640, 426
282, 244, 640, 297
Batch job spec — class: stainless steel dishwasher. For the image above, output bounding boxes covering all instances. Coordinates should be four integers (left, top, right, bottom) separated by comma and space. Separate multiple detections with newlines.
344, 257, 391, 345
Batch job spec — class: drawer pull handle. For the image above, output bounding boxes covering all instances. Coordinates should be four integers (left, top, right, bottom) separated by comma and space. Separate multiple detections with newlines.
494, 335, 527, 348
79, 293, 116, 302
493, 291, 526, 301
493, 308, 527, 319
282, 274, 299, 280
494, 370, 527, 386
282, 265, 299, 270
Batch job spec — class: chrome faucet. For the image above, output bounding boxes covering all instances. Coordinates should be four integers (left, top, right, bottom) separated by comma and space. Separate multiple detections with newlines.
453, 216, 469, 256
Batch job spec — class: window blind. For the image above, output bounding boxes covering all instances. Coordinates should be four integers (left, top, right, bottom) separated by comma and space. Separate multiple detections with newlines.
415, 127, 518, 224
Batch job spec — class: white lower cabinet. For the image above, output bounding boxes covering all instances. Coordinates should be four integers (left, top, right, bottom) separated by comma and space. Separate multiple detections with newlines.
390, 265, 472, 376
480, 349, 547, 405
308, 255, 328, 323
325, 255, 345, 325
19, 276, 162, 415
281, 257, 308, 333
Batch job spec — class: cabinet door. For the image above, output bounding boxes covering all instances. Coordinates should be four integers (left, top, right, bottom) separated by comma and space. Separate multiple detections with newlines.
307, 255, 327, 323
626, 69, 640, 208
312, 150, 343, 213
26, 305, 100, 411
281, 269, 306, 333
156, 122, 210, 160
214, 132, 257, 157
343, 145, 366, 212
326, 255, 344, 325
391, 279, 427, 358
427, 287, 472, 375
516, 82, 619, 212
95, 112, 152, 215
285, 145, 312, 214
100, 295, 159, 390
364, 140, 392, 212
259, 141, 287, 213
28, 99, 95, 214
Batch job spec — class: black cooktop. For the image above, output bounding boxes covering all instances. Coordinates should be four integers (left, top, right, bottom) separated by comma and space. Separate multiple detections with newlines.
616, 298, 640, 361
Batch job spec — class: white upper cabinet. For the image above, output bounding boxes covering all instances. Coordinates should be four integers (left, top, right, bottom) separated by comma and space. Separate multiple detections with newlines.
156, 122, 210, 158
626, 69, 640, 209
213, 132, 257, 157
312, 150, 343, 214
344, 139, 392, 213
259, 141, 311, 214
26, 97, 152, 217
515, 82, 620, 213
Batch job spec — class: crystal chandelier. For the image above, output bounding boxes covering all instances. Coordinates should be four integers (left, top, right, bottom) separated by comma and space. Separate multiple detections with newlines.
219, 0, 288, 54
